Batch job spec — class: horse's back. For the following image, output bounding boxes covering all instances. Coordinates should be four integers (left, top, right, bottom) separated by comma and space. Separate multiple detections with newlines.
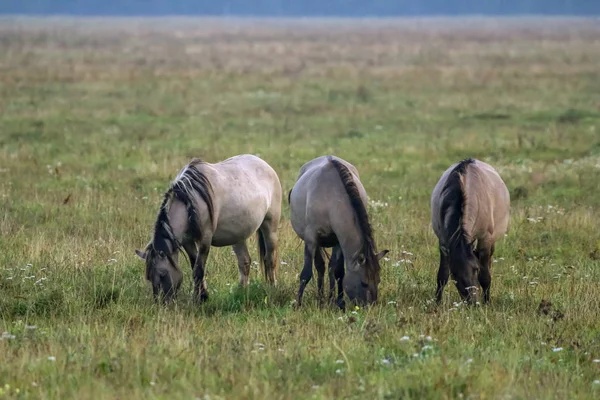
431, 159, 510, 244
196, 154, 281, 245
464, 160, 510, 243
290, 155, 365, 243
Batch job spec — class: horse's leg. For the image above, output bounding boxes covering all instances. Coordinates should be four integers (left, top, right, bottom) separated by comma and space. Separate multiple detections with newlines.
314, 247, 326, 304
232, 241, 251, 287
193, 242, 211, 304
328, 246, 339, 302
327, 245, 344, 302
182, 236, 198, 271
258, 215, 279, 285
296, 242, 314, 307
435, 245, 450, 304
333, 246, 346, 311
477, 242, 494, 304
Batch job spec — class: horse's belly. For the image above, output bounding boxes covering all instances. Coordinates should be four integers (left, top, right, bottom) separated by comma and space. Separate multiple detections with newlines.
211, 207, 266, 247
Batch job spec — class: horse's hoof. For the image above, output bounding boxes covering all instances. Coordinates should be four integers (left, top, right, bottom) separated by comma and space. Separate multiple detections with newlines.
336, 299, 346, 312
194, 291, 209, 304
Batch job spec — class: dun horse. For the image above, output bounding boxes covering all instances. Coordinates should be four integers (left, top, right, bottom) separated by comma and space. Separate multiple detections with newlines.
289, 155, 388, 308
136, 154, 282, 303
431, 158, 510, 304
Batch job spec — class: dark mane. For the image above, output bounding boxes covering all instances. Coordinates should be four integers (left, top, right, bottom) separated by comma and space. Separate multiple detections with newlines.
327, 156, 379, 278
148, 159, 215, 276
171, 159, 214, 239
440, 158, 475, 263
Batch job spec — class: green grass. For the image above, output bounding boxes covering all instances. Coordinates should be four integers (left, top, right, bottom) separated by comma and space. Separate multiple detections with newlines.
1, 16, 600, 399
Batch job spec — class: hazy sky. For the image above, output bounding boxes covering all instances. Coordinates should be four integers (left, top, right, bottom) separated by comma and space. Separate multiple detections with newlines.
1, 0, 599, 16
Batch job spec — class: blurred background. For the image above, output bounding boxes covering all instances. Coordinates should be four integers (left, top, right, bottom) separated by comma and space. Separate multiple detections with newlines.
2, 0, 600, 16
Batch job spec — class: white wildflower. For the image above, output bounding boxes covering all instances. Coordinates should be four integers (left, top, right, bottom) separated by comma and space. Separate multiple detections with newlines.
48, 356, 56, 361
552, 347, 563, 352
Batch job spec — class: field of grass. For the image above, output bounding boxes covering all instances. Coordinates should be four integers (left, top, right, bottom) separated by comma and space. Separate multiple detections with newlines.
1, 16, 600, 399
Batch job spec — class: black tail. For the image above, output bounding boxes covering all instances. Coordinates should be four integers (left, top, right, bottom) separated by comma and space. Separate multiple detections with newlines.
327, 156, 379, 277
257, 228, 278, 279
440, 158, 475, 261
257, 229, 267, 276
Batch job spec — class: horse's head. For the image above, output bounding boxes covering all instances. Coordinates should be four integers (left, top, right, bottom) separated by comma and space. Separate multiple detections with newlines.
450, 244, 480, 305
343, 249, 389, 306
135, 239, 183, 303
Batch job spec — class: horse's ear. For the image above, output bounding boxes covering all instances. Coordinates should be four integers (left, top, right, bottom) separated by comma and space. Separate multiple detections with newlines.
376, 250, 390, 261
135, 249, 147, 260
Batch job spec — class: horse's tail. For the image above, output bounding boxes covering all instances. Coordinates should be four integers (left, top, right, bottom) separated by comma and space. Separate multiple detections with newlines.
327, 156, 378, 277
257, 229, 278, 281
440, 158, 475, 261
257, 229, 267, 274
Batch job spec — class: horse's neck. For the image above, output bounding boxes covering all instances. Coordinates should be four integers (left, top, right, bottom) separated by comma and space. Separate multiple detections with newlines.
166, 200, 189, 241
337, 227, 364, 268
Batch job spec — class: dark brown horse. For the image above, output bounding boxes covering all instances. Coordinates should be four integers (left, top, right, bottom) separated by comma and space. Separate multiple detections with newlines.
289, 155, 388, 309
431, 158, 510, 304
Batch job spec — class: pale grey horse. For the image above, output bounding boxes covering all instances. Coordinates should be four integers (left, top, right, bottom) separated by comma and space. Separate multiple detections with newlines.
431, 158, 510, 304
136, 154, 282, 303
289, 155, 389, 309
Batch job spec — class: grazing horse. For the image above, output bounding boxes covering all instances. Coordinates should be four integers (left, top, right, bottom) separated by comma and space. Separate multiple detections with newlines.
431, 158, 510, 304
135, 154, 282, 303
289, 155, 389, 308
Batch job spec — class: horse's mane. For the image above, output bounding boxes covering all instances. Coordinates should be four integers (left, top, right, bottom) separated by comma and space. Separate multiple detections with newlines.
148, 159, 214, 277
327, 156, 380, 279
440, 158, 475, 263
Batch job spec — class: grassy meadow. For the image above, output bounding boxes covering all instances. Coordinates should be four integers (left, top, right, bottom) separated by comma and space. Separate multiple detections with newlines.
1, 16, 600, 399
